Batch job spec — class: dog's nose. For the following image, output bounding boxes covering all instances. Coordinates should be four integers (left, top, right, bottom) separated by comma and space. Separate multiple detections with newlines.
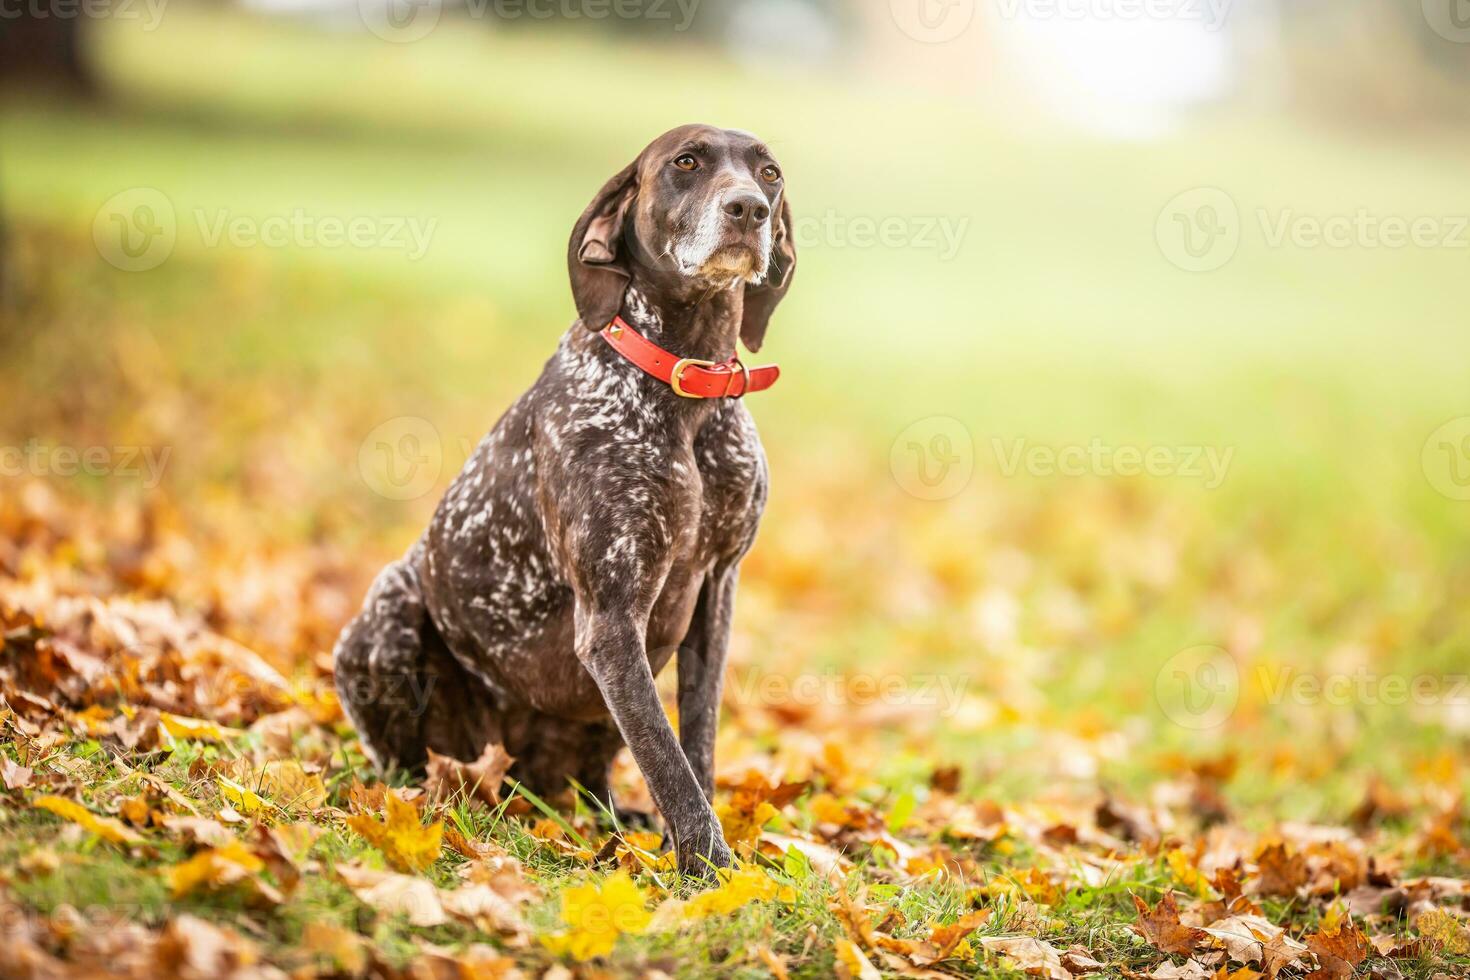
723, 193, 770, 234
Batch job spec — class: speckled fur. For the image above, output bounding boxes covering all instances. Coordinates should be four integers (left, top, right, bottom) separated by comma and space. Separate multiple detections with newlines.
334, 125, 796, 876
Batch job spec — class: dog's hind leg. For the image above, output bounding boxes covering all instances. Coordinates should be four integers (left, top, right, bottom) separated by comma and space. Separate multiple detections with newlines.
333, 548, 500, 774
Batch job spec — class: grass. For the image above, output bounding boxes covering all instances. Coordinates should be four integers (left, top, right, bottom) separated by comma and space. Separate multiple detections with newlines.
1, 8, 1468, 977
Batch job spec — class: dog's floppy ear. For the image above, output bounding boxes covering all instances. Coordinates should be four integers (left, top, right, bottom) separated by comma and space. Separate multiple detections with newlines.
740, 191, 795, 353
568, 158, 639, 331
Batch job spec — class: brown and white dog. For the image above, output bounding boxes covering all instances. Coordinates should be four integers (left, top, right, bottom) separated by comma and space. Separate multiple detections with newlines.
333, 124, 795, 876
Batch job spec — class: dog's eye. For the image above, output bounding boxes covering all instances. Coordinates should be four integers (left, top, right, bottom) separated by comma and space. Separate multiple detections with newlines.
674, 154, 699, 172
760, 165, 781, 183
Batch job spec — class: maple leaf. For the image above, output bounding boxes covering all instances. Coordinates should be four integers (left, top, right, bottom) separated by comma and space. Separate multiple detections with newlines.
344, 788, 443, 873
1251, 841, 1307, 897
32, 795, 142, 846
423, 742, 514, 807
716, 799, 777, 851
1132, 892, 1208, 956
1303, 913, 1370, 980
541, 871, 651, 961
676, 863, 795, 920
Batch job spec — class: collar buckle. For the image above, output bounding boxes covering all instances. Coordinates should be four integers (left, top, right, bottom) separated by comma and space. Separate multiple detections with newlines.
671, 357, 717, 398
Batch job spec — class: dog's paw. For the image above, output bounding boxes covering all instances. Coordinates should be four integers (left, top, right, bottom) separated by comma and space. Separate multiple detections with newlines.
675, 819, 734, 879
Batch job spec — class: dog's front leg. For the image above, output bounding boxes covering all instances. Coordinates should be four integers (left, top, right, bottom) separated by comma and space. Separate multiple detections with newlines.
677, 565, 737, 800
576, 608, 733, 877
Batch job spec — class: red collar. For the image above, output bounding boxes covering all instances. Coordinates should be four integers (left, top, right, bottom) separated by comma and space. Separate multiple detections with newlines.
599, 316, 780, 399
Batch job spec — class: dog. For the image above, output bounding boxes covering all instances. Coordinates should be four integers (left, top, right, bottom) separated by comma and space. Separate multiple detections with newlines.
333, 124, 795, 876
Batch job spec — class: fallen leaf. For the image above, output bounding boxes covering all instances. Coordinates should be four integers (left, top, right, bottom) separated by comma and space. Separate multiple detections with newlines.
540, 871, 650, 961
978, 936, 1070, 979
1, 755, 33, 790
1133, 893, 1208, 956
1415, 908, 1470, 955
167, 840, 265, 899
344, 788, 443, 873
424, 742, 515, 807
32, 795, 142, 846
336, 863, 447, 927
833, 938, 882, 980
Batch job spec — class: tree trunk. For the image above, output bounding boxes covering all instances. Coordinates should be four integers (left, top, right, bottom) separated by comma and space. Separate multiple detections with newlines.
0, 15, 96, 95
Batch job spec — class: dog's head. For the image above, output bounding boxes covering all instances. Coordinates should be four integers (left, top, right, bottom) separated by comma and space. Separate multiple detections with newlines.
568, 124, 796, 353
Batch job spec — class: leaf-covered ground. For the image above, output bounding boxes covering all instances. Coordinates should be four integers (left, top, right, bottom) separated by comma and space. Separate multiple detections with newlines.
3, 11, 1470, 977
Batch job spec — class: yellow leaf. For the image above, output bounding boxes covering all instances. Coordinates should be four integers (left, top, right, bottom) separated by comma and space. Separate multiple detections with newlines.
345, 789, 442, 873
159, 713, 237, 744
259, 760, 327, 811
1167, 847, 1210, 897
716, 800, 776, 850
833, 938, 881, 979
680, 863, 795, 920
217, 775, 273, 816
32, 795, 142, 846
167, 840, 265, 898
541, 871, 650, 961
1417, 908, 1470, 955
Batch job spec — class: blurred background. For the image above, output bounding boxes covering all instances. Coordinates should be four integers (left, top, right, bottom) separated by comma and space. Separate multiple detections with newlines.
2, 0, 1468, 817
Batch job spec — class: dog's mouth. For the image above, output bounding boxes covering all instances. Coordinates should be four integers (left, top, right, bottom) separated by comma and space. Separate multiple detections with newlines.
697, 241, 764, 282
669, 206, 772, 286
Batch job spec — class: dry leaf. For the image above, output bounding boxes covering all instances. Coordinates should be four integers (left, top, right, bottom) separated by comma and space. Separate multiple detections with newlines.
337, 863, 447, 927
978, 936, 1071, 979
32, 795, 142, 846
344, 788, 443, 873
424, 742, 515, 807
1, 755, 34, 790
1133, 893, 1208, 956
